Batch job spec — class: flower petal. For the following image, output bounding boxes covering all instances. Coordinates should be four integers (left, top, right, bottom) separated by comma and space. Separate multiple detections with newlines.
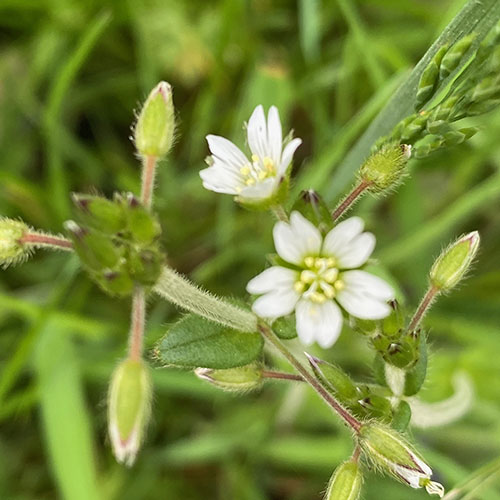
273, 211, 322, 265
279, 137, 302, 175
239, 177, 277, 200
200, 166, 243, 194
267, 106, 282, 166
206, 134, 248, 169
335, 232, 376, 268
336, 270, 394, 320
247, 105, 268, 159
323, 216, 364, 255
251, 288, 299, 319
246, 266, 298, 294
295, 299, 343, 348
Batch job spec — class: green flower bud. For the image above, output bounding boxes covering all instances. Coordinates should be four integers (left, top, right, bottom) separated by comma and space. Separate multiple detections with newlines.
134, 81, 175, 158
0, 217, 31, 268
108, 359, 152, 466
359, 143, 411, 193
71, 193, 126, 234
415, 44, 449, 110
305, 353, 357, 400
429, 231, 480, 291
439, 33, 476, 80
125, 194, 161, 244
359, 423, 444, 497
195, 363, 263, 393
324, 460, 363, 500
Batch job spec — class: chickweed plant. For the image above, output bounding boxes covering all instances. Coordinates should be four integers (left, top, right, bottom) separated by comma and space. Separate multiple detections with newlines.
3, 7, 500, 500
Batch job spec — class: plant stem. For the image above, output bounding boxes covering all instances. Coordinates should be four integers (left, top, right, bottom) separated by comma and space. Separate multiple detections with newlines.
407, 285, 439, 333
141, 155, 158, 210
262, 370, 304, 382
271, 205, 289, 222
19, 232, 73, 251
258, 323, 361, 432
154, 266, 258, 332
128, 287, 146, 361
331, 180, 370, 222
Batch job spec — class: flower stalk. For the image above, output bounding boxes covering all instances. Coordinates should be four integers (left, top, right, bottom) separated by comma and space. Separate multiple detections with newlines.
140, 155, 158, 210
129, 287, 146, 361
19, 232, 74, 251
332, 181, 370, 221
258, 322, 361, 432
407, 286, 438, 333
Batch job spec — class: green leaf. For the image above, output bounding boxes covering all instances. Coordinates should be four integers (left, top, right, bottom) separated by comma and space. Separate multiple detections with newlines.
391, 400, 412, 432
155, 314, 264, 369
34, 321, 100, 500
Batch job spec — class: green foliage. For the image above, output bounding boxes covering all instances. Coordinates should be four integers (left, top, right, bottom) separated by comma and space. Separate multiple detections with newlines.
155, 314, 264, 369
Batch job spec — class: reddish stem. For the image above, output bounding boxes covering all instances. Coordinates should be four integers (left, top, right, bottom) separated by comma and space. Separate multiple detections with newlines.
141, 155, 157, 210
20, 233, 73, 250
262, 370, 304, 382
407, 286, 438, 333
129, 288, 146, 361
332, 181, 370, 222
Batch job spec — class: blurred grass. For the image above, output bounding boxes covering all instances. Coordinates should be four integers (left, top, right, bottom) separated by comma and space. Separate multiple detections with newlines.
1, 0, 500, 499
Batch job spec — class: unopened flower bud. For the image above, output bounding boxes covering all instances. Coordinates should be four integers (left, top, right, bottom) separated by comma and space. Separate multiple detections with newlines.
305, 353, 357, 400
359, 143, 411, 193
429, 231, 480, 291
324, 460, 363, 500
195, 363, 263, 392
134, 81, 175, 158
0, 217, 31, 268
108, 358, 152, 466
359, 423, 444, 497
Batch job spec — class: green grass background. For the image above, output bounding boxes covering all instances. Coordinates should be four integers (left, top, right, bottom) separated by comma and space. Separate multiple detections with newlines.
1, 0, 500, 498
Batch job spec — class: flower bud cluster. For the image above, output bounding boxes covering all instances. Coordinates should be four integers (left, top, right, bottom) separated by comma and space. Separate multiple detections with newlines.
65, 192, 164, 297
376, 26, 500, 158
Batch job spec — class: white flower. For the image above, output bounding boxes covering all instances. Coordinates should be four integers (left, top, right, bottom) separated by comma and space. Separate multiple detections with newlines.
246, 211, 394, 348
200, 105, 302, 202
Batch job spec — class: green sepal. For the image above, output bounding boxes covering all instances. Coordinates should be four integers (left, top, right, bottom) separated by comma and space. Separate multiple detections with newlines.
71, 193, 126, 234
391, 400, 412, 432
291, 189, 333, 232
373, 353, 387, 386
125, 199, 161, 244
155, 314, 264, 369
404, 332, 428, 396
126, 246, 164, 287
96, 268, 134, 297
358, 393, 392, 421
306, 354, 358, 400
271, 315, 297, 339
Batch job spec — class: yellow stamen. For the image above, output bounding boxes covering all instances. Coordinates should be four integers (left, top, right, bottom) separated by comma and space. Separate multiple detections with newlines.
304, 256, 315, 268
300, 270, 316, 284
251, 154, 260, 163
310, 292, 326, 304
323, 268, 339, 283
240, 166, 250, 175
245, 178, 255, 186
294, 281, 305, 293
334, 280, 345, 291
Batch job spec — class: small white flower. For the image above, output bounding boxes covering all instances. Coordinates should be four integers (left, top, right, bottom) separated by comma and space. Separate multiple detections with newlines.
200, 105, 302, 202
246, 211, 394, 348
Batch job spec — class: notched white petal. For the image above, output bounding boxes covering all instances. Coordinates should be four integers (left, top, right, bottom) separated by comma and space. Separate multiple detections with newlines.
323, 217, 365, 257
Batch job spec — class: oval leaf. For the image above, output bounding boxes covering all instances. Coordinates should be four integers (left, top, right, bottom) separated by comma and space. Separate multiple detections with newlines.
155, 314, 263, 369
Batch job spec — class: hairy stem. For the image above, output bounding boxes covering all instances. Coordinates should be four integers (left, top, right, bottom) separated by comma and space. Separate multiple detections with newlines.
407, 285, 439, 333
128, 287, 146, 361
331, 180, 370, 222
20, 232, 74, 251
154, 266, 258, 332
262, 370, 304, 382
259, 323, 361, 432
141, 155, 158, 210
